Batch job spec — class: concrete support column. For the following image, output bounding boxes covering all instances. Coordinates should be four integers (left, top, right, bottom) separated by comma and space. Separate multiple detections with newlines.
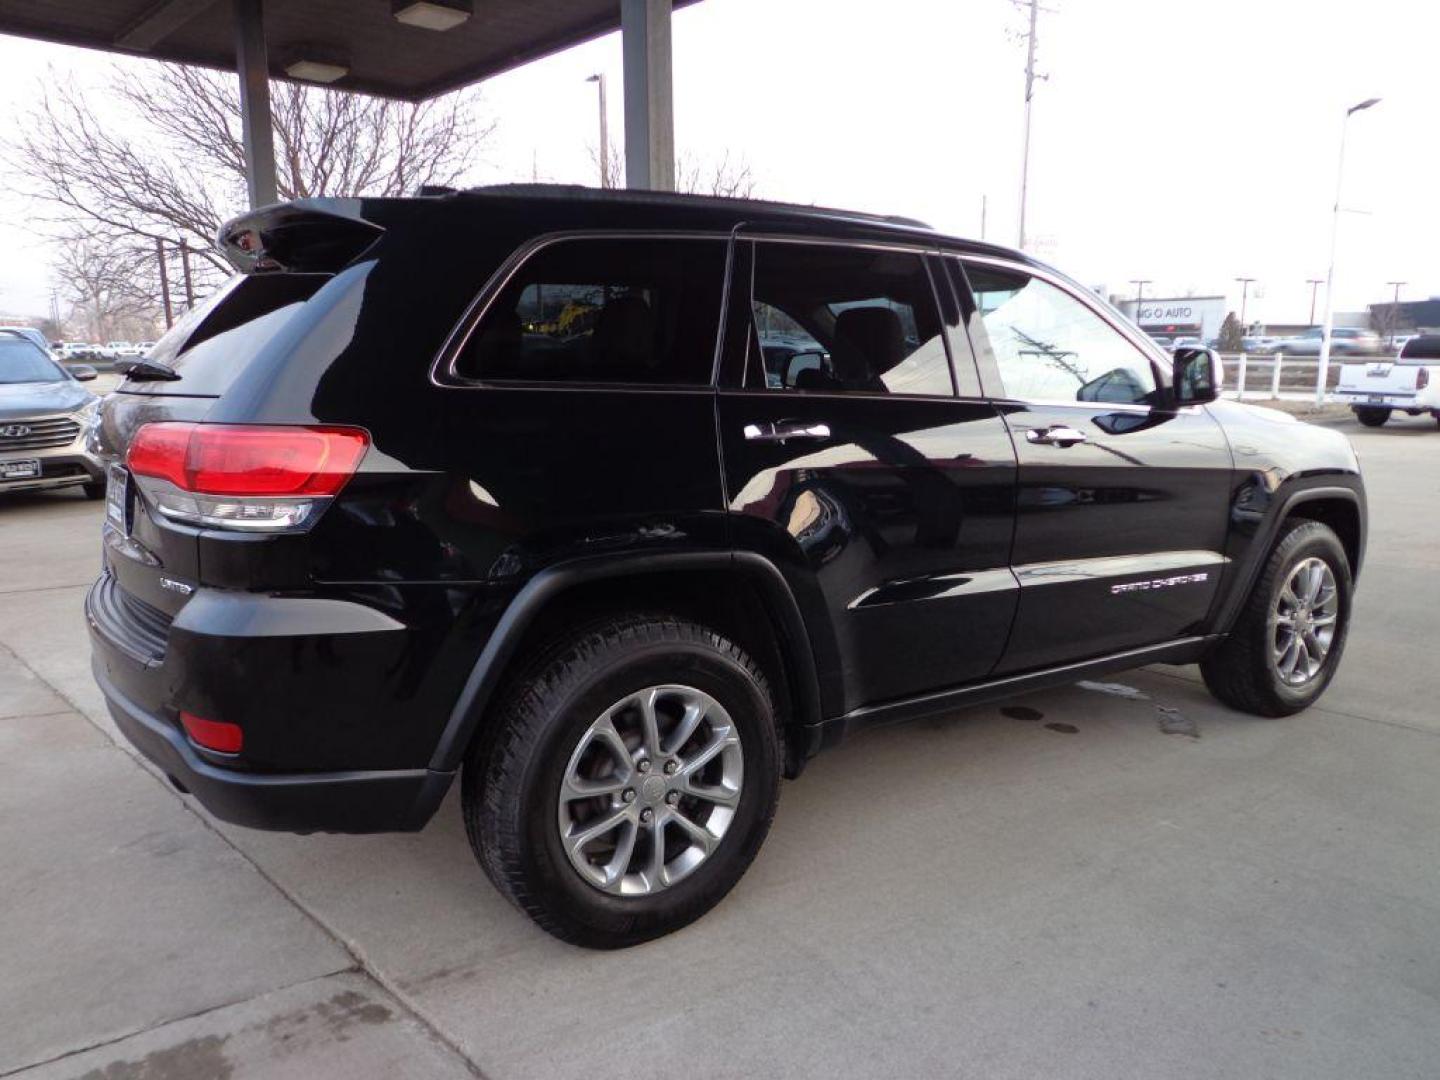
620, 0, 674, 191
234, 0, 278, 207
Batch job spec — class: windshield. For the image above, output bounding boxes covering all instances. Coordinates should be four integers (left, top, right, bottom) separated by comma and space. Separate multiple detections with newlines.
0, 337, 67, 384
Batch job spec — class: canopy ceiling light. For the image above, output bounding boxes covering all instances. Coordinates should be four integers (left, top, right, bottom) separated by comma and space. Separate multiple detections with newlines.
392, 0, 474, 31
283, 50, 350, 84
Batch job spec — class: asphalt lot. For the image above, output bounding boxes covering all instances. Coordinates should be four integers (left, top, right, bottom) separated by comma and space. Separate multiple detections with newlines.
2, 409, 1438, 1079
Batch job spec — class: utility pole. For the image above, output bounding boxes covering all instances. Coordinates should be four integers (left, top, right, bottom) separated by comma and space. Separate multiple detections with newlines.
179, 240, 195, 309
154, 237, 173, 329
1306, 279, 1324, 326
1235, 277, 1256, 330
1016, 0, 1047, 251
980, 194, 988, 240
1384, 280, 1406, 345
1129, 279, 1151, 329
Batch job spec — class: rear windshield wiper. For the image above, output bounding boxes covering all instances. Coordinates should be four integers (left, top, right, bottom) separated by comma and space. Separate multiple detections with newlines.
117, 358, 181, 381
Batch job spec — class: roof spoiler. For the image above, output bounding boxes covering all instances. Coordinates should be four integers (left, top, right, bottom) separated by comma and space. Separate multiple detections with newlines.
218, 199, 384, 274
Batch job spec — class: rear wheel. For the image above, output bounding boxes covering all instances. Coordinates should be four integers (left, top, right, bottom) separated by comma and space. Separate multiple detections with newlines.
1354, 406, 1391, 427
463, 613, 781, 948
1201, 520, 1352, 716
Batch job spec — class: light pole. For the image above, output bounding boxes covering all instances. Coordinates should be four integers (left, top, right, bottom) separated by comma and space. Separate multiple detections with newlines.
1317, 96, 1381, 404
1129, 279, 1151, 331
1235, 277, 1256, 331
1384, 280, 1406, 345
585, 73, 610, 188
1306, 279, 1324, 326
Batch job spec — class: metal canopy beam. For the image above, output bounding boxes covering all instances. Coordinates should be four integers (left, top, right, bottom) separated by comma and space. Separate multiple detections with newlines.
233, 0, 277, 208
115, 0, 214, 51
620, 0, 674, 192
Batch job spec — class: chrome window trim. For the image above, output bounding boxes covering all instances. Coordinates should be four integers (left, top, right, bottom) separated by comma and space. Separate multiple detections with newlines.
737, 229, 945, 257
429, 229, 734, 390
954, 252, 1187, 411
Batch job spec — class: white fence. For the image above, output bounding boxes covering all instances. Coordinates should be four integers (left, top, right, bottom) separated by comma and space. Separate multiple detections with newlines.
1216, 353, 1341, 403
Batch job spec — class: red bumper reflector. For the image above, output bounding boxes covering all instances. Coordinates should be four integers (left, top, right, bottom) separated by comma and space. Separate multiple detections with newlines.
180, 711, 244, 754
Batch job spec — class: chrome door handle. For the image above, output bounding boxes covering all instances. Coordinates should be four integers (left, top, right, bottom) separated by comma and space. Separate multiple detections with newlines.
1025, 424, 1087, 447
743, 421, 832, 444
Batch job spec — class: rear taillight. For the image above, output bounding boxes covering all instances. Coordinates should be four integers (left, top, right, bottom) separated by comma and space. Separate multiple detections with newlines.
180, 711, 243, 754
1418, 367, 1430, 390
127, 422, 368, 531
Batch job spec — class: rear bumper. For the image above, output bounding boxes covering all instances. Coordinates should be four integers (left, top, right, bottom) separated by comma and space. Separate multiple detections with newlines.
87, 576, 456, 834
1335, 389, 1439, 411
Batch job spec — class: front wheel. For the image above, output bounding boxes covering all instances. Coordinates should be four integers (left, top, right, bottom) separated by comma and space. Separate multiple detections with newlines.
463, 613, 781, 948
81, 481, 105, 500
1201, 520, 1353, 716
1354, 406, 1391, 427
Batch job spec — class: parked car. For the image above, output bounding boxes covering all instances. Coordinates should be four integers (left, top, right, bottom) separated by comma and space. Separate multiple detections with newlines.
86, 186, 1367, 948
55, 342, 95, 361
1334, 334, 1440, 427
1268, 327, 1381, 356
0, 329, 105, 498
1240, 335, 1279, 354
4, 326, 56, 356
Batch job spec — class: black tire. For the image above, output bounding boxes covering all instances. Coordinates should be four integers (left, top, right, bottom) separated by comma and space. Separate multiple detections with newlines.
462, 613, 782, 949
1200, 520, 1353, 717
81, 481, 105, 500
1354, 406, 1391, 427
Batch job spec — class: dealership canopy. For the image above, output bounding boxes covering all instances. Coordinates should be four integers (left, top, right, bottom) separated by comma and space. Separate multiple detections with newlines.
0, 0, 693, 204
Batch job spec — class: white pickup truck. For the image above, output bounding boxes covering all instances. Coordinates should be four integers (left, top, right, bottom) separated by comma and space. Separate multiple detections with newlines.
1335, 335, 1440, 428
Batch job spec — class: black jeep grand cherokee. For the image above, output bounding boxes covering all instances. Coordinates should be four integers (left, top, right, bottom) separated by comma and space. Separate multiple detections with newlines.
88, 186, 1365, 947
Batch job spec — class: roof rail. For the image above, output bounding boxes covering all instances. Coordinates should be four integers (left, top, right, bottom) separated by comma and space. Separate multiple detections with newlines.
458, 183, 933, 231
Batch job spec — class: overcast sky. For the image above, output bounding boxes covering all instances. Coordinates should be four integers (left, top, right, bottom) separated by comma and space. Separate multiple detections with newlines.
2, 0, 1436, 326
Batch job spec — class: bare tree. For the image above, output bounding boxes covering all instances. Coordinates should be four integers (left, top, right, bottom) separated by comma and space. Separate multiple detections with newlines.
10, 62, 493, 302
676, 150, 756, 198
586, 142, 756, 197
51, 231, 160, 341
587, 137, 623, 190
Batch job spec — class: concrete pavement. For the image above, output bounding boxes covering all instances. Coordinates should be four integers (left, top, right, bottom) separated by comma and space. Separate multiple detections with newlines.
1, 413, 1437, 1078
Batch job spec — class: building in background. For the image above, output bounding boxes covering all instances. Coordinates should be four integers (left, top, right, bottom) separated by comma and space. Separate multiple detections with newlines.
1369, 297, 1440, 336
1115, 296, 1227, 341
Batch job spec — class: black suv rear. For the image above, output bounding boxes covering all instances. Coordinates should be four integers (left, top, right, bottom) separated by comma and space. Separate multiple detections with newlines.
89, 185, 1366, 947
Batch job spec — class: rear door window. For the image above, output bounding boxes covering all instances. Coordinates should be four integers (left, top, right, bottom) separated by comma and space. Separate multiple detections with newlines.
452, 237, 728, 386
744, 241, 953, 396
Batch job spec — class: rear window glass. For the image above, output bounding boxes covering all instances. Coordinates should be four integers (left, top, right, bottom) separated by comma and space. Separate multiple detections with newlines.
130, 274, 325, 395
1398, 335, 1440, 362
452, 237, 727, 386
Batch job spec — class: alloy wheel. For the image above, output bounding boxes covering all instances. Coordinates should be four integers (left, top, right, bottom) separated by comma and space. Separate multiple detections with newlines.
1271, 557, 1339, 686
557, 685, 743, 896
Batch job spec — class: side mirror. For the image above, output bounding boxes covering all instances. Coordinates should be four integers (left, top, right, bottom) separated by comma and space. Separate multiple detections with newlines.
1172, 347, 1220, 405
69, 364, 99, 382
